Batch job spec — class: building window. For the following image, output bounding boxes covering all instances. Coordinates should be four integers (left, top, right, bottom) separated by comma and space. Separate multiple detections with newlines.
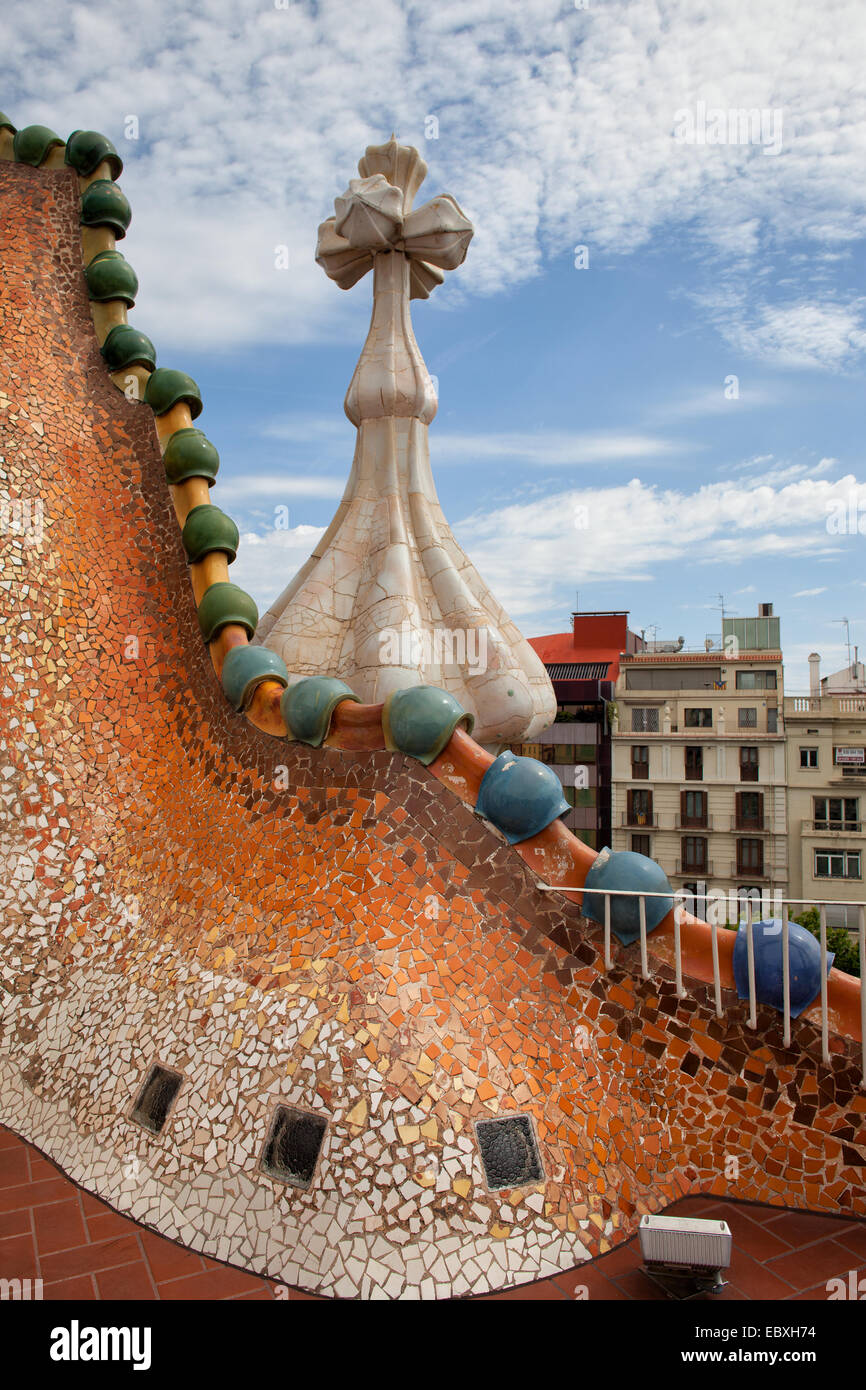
682, 836, 708, 872
736, 791, 764, 829
684, 708, 713, 728
767, 708, 778, 733
627, 788, 653, 826
800, 747, 818, 769
738, 707, 757, 728
684, 746, 703, 780
814, 797, 859, 831
552, 744, 576, 764
631, 834, 651, 857
680, 789, 707, 827
736, 671, 777, 690
631, 706, 659, 733
740, 747, 759, 781
737, 838, 764, 876
631, 745, 649, 779
815, 850, 861, 879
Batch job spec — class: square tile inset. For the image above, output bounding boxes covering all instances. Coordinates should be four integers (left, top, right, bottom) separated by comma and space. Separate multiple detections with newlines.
130, 1064, 183, 1135
260, 1106, 327, 1190
475, 1115, 543, 1191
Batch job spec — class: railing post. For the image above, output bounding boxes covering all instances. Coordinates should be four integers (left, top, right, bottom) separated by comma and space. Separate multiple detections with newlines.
603, 892, 612, 972
673, 892, 686, 999
710, 919, 723, 1018
745, 897, 757, 1029
860, 905, 866, 1089
819, 904, 830, 1065
781, 905, 791, 1048
638, 894, 649, 980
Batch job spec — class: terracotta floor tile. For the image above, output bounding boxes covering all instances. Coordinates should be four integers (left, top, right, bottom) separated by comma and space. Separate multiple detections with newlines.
0, 1208, 31, 1239
766, 1239, 863, 1292
140, 1231, 207, 1282
43, 1275, 97, 1300
40, 1234, 142, 1284
33, 1198, 87, 1255
87, 1210, 139, 1243
95, 1261, 157, 1300
0, 1232, 38, 1280
0, 1149, 29, 1189
554, 1264, 631, 1300
157, 1267, 271, 1300
834, 1224, 866, 1261
762, 1211, 846, 1248
723, 1249, 797, 1299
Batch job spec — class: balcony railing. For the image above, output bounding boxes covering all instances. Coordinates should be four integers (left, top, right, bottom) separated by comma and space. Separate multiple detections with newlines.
788, 695, 866, 715
674, 859, 714, 876
731, 816, 767, 832
621, 812, 657, 827
806, 820, 862, 835
675, 813, 713, 830
733, 861, 768, 880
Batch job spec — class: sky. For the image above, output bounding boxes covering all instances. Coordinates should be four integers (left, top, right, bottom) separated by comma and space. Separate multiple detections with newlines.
3, 0, 866, 691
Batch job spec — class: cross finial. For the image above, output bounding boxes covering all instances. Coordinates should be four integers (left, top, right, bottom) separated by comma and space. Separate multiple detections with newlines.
315, 136, 473, 300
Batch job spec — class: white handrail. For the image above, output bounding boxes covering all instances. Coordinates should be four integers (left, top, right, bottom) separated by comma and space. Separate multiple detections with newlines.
537, 881, 862, 1083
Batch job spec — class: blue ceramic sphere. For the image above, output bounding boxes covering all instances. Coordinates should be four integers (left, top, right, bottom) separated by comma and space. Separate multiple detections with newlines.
475, 751, 571, 845
733, 918, 834, 1018
582, 848, 674, 945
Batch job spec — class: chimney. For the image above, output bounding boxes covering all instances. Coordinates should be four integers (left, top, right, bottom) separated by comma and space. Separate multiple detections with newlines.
758, 602, 773, 617
808, 652, 820, 698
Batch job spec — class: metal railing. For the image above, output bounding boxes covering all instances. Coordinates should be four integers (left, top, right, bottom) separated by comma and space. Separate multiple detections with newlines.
730, 815, 767, 832
676, 814, 713, 830
537, 883, 865, 1087
621, 813, 657, 827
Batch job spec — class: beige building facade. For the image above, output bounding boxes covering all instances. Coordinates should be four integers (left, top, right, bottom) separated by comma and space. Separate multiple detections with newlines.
784, 653, 866, 928
611, 634, 787, 921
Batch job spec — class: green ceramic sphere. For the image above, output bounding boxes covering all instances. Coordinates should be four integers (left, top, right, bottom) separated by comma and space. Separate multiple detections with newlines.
0, 113, 17, 134
162, 428, 219, 485
181, 505, 239, 565
382, 685, 473, 765
84, 250, 138, 306
65, 128, 123, 180
144, 369, 203, 420
280, 676, 360, 748
196, 583, 258, 643
80, 178, 131, 237
220, 645, 289, 712
100, 324, 156, 373
13, 124, 64, 167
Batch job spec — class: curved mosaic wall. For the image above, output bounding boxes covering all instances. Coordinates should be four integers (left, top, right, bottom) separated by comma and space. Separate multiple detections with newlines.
0, 161, 864, 1300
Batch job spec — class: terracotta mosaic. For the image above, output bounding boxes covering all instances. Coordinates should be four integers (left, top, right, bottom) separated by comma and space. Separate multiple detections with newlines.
0, 164, 864, 1300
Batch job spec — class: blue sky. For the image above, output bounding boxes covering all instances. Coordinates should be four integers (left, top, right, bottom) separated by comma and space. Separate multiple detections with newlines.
4, 0, 866, 690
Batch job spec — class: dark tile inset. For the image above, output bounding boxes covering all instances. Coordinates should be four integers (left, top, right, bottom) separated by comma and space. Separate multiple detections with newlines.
130, 1064, 183, 1135
475, 1115, 543, 1191
260, 1106, 327, 1190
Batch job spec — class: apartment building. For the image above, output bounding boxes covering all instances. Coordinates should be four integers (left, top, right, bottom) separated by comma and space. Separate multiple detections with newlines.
525, 611, 644, 850
784, 652, 866, 928
611, 604, 787, 918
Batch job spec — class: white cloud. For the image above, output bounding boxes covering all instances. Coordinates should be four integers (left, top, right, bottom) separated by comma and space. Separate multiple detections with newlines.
449, 473, 866, 620
216, 473, 346, 501
4, 0, 866, 349
430, 429, 685, 466
793, 587, 828, 597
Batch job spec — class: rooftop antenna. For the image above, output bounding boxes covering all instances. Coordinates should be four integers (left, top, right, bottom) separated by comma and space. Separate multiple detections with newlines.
835, 617, 852, 674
